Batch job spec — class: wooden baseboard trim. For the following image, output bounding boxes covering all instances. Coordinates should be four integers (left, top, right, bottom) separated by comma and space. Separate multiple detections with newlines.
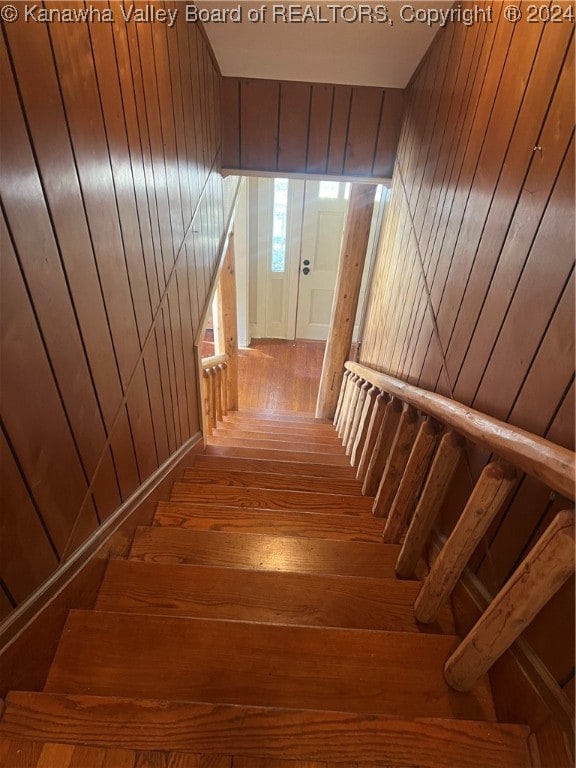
0, 433, 202, 696
428, 532, 574, 740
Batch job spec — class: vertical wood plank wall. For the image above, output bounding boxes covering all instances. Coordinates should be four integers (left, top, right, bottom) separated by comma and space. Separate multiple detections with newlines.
0, 5, 226, 617
221, 77, 405, 178
359, 6, 575, 690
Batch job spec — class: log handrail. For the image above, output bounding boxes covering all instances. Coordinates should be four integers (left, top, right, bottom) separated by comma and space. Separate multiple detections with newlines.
345, 361, 575, 500
337, 360, 575, 692
201, 353, 229, 371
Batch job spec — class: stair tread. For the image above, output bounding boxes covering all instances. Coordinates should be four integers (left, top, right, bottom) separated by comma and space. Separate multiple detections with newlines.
207, 436, 346, 455
193, 455, 357, 479
154, 502, 385, 543
205, 445, 352, 466
0, 692, 531, 767
129, 527, 410, 579
228, 410, 331, 423
213, 427, 342, 444
44, 612, 495, 721
97, 561, 454, 633
220, 421, 339, 437
170, 482, 374, 513
183, 467, 364, 495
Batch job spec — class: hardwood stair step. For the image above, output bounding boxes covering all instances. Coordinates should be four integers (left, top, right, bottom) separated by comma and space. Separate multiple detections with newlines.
213, 427, 342, 444
220, 420, 339, 437
154, 502, 385, 543
183, 467, 364, 495
207, 435, 346, 455
170, 482, 374, 513
192, 455, 357, 480
44, 612, 496, 721
129, 528, 408, 579
227, 410, 332, 424
205, 445, 352, 466
96, 560, 454, 633
0, 692, 531, 767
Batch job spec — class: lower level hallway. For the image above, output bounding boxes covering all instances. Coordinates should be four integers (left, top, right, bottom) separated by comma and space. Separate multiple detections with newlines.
237, 339, 325, 413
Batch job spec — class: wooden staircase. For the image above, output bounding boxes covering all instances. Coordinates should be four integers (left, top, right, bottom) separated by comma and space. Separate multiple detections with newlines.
0, 410, 533, 767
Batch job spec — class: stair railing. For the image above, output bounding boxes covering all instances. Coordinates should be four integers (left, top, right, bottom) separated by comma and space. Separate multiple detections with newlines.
336, 361, 575, 691
201, 353, 229, 436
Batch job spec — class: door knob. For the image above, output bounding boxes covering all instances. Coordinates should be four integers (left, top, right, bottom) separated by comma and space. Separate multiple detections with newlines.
303, 259, 310, 266
302, 267, 310, 275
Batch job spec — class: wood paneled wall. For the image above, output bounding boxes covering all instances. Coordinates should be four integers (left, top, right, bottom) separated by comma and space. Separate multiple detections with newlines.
360, 4, 575, 689
221, 77, 404, 178
0, 4, 225, 617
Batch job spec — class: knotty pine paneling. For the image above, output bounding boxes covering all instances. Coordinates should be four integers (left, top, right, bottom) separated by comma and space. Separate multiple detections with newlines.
359, 4, 575, 685
0, 4, 225, 617
222, 77, 404, 178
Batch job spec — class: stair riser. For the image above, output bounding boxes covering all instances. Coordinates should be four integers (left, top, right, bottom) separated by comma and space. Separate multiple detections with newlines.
96, 561, 453, 633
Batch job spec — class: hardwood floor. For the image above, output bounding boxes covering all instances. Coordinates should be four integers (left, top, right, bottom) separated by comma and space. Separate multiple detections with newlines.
237, 340, 325, 413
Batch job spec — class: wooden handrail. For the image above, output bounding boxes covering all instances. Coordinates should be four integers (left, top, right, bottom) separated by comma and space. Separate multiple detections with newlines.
201, 353, 229, 370
337, 360, 575, 692
345, 361, 575, 500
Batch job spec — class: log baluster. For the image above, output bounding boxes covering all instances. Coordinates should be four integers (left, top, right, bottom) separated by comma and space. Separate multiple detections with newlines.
383, 418, 442, 543
373, 404, 420, 518
343, 376, 365, 448
351, 385, 379, 467
414, 461, 517, 624
395, 431, 465, 578
337, 373, 356, 435
219, 362, 229, 416
346, 381, 371, 456
357, 393, 389, 482
202, 369, 213, 436
444, 509, 575, 691
208, 367, 218, 429
362, 397, 403, 497
334, 369, 351, 427
338, 374, 359, 439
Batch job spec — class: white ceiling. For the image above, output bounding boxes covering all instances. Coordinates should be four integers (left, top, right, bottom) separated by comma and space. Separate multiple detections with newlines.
197, 1, 451, 88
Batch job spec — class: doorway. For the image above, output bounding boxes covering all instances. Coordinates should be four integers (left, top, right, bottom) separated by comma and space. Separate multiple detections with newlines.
242, 177, 387, 344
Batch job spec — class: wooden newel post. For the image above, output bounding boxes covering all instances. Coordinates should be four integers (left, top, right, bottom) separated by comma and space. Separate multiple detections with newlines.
414, 461, 517, 624
444, 510, 575, 691
316, 184, 377, 420
217, 234, 239, 411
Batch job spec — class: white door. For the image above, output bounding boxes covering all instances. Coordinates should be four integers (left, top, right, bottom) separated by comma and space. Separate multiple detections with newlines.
295, 181, 348, 340
249, 178, 385, 342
